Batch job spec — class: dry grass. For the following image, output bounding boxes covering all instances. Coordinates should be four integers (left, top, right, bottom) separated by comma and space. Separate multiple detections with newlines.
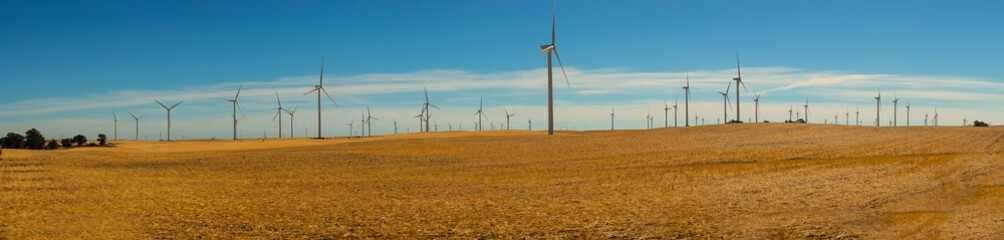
2, 123, 1003, 238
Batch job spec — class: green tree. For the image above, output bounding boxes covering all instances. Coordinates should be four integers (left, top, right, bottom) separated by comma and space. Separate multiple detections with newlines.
47, 139, 59, 150
25, 128, 46, 150
73, 134, 87, 147
98, 134, 107, 146
61, 138, 73, 148
4, 132, 25, 149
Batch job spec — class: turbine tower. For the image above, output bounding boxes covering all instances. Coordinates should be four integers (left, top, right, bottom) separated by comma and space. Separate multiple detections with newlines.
504, 108, 516, 130
283, 106, 298, 138
683, 73, 691, 127
366, 106, 378, 137
673, 99, 679, 127
475, 97, 487, 131
803, 97, 810, 123
538, 0, 571, 136
892, 96, 899, 127
875, 91, 881, 127
112, 112, 118, 141
227, 83, 245, 140
718, 82, 732, 123
610, 107, 615, 130
422, 87, 439, 133
905, 103, 911, 127
304, 58, 337, 139
732, 52, 748, 123
128, 112, 146, 141
753, 93, 761, 123
788, 105, 793, 122
663, 100, 670, 128
154, 100, 183, 141
272, 91, 284, 138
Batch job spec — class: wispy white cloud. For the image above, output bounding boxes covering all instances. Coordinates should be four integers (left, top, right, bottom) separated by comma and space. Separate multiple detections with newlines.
1, 66, 1001, 139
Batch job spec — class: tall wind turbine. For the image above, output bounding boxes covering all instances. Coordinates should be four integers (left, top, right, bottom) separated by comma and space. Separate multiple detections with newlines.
892, 95, 899, 127
304, 58, 337, 139
393, 119, 398, 134
875, 91, 882, 127
788, 104, 793, 122
112, 112, 118, 141
284, 106, 298, 138
128, 112, 146, 141
422, 87, 439, 133
673, 99, 679, 127
366, 106, 378, 137
154, 100, 183, 141
346, 120, 354, 137
474, 97, 487, 131
753, 93, 761, 122
683, 73, 691, 127
272, 91, 284, 138
856, 107, 860, 126
538, 0, 571, 136
732, 52, 749, 123
414, 110, 424, 133
227, 83, 245, 140
504, 108, 516, 130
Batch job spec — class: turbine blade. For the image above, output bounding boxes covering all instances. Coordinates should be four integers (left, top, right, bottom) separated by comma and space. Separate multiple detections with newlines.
170, 101, 183, 109
236, 101, 246, 119
155, 100, 168, 109
129, 112, 137, 119
553, 47, 571, 89
551, 0, 556, 44
321, 87, 338, 106
273, 110, 280, 122
235, 82, 243, 99
429, 104, 440, 110
275, 91, 282, 107
304, 87, 319, 95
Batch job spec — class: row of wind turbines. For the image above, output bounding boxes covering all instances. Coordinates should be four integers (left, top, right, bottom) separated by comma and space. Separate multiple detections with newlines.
105, 0, 965, 142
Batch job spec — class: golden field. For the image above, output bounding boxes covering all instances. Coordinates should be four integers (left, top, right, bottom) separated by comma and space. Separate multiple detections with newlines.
1, 123, 1003, 239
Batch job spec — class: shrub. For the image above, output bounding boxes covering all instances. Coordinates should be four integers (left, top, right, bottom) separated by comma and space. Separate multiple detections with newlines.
974, 120, 989, 127
47, 139, 59, 150
98, 134, 107, 146
25, 129, 46, 150
73, 134, 87, 147
61, 138, 73, 148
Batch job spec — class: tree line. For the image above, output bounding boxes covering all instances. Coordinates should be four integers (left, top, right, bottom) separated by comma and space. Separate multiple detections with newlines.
1, 128, 108, 150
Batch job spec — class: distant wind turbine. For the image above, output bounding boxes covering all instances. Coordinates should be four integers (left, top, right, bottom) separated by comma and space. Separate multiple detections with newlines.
422, 87, 439, 133
272, 91, 284, 138
683, 72, 691, 127
753, 93, 761, 123
128, 112, 146, 141
875, 91, 881, 127
283, 106, 298, 138
475, 97, 487, 131
673, 99, 679, 127
732, 51, 749, 123
366, 106, 378, 137
892, 95, 899, 127
112, 111, 118, 141
504, 108, 516, 130
154, 100, 183, 141
227, 83, 246, 140
610, 107, 615, 130
718, 82, 732, 123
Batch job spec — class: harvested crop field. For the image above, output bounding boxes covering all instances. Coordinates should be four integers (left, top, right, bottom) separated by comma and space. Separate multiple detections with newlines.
2, 124, 1003, 238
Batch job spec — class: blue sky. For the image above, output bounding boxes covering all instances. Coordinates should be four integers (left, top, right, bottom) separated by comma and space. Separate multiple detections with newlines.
2, 1, 1003, 139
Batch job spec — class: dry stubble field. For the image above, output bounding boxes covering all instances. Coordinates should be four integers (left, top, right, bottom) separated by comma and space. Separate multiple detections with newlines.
2, 124, 1003, 239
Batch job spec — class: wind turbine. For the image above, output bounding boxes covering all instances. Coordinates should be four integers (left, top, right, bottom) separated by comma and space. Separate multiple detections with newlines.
284, 106, 298, 138
154, 100, 183, 141
673, 99, 679, 127
610, 107, 615, 130
925, 112, 929, 126
753, 93, 761, 123
272, 91, 284, 138
934, 108, 939, 126
303, 58, 337, 139
504, 108, 516, 130
856, 107, 860, 126
875, 91, 881, 127
718, 82, 732, 123
422, 87, 439, 133
360, 110, 366, 137
732, 52, 749, 123
128, 112, 146, 141
646, 111, 653, 129
474, 97, 487, 131
788, 104, 793, 122
414, 107, 426, 132
366, 106, 378, 137
347, 120, 354, 137
225, 83, 246, 140
803, 97, 810, 123
906, 103, 911, 127
528, 119, 532, 131
663, 100, 670, 128
393, 119, 398, 134
112, 111, 118, 141
892, 95, 899, 127
846, 108, 849, 125
683, 72, 691, 127
538, 0, 571, 136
